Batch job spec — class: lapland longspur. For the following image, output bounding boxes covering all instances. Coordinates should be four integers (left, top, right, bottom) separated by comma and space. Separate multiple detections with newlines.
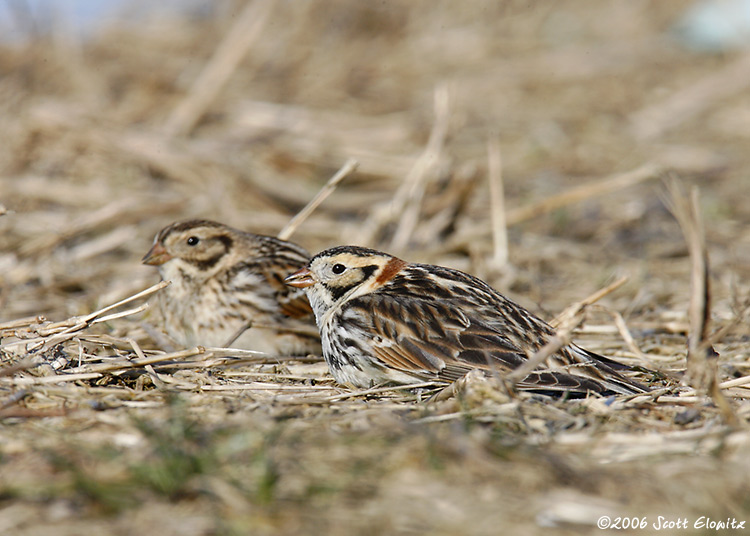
143, 219, 320, 355
285, 245, 647, 396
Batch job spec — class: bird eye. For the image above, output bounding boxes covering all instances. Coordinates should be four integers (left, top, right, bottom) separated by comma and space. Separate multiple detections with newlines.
186, 236, 200, 246
332, 263, 346, 274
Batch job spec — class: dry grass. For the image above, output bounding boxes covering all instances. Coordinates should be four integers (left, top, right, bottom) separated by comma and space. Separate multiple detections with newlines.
1, 1, 750, 534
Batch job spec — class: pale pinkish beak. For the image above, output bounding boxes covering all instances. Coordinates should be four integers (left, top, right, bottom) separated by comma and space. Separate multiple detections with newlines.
142, 242, 172, 266
285, 267, 315, 288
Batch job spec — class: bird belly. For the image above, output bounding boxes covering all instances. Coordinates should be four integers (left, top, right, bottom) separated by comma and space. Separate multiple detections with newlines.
158, 275, 312, 354
320, 321, 420, 388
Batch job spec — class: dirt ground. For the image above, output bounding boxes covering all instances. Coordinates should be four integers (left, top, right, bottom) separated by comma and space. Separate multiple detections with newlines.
1, 1, 750, 534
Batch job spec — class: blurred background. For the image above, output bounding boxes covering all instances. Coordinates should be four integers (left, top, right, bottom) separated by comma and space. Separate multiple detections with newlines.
1, 1, 750, 534
1, 0, 749, 322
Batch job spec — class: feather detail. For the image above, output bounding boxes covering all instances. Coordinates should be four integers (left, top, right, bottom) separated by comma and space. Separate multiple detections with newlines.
295, 245, 649, 395
144, 219, 319, 355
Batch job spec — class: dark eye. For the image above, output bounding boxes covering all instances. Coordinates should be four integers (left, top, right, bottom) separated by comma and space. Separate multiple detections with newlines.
186, 236, 200, 246
332, 263, 346, 274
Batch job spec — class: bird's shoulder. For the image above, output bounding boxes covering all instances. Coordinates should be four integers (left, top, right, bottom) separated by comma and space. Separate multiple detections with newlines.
226, 234, 312, 318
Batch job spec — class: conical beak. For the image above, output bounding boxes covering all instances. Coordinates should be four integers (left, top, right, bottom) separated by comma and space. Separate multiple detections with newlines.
142, 242, 172, 265
285, 267, 315, 288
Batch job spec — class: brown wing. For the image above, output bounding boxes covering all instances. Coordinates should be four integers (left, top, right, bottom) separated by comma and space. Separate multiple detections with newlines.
255, 238, 314, 319
277, 293, 314, 319
346, 294, 528, 379
515, 370, 616, 394
345, 292, 644, 395
551, 348, 649, 395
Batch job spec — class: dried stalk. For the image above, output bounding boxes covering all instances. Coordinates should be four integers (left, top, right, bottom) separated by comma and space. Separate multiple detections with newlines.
356, 85, 450, 248
447, 163, 663, 249
508, 277, 627, 384
163, 0, 275, 136
506, 163, 662, 226
0, 316, 46, 331
662, 177, 737, 425
549, 276, 628, 328
487, 136, 508, 268
0, 282, 168, 352
389, 86, 450, 250
277, 158, 359, 241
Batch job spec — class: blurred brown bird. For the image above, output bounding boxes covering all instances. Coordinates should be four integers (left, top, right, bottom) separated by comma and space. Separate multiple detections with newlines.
143, 219, 319, 355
